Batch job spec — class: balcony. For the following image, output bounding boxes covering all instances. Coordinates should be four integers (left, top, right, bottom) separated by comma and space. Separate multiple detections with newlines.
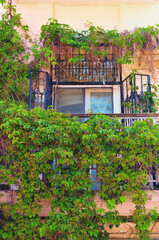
29, 69, 153, 113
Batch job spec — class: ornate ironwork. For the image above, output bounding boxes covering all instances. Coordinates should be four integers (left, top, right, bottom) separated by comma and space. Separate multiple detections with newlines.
53, 54, 120, 84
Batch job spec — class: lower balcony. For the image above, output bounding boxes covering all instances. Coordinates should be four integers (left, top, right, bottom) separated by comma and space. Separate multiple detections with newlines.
29, 70, 153, 116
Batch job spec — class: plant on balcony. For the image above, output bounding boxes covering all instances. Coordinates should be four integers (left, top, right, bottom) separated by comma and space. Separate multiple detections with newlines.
32, 19, 159, 73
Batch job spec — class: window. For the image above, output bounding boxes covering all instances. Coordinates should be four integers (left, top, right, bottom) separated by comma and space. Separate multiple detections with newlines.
85, 88, 113, 113
55, 88, 84, 114
90, 164, 101, 190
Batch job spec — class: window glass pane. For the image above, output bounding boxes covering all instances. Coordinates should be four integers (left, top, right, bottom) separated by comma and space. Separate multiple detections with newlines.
90, 168, 101, 190
90, 92, 112, 113
56, 89, 83, 114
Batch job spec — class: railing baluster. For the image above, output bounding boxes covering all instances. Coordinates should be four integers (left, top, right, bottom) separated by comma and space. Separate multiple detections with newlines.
134, 76, 137, 111
85, 57, 87, 80
78, 60, 80, 81
148, 75, 152, 113
37, 72, 40, 107
29, 71, 33, 109
122, 74, 152, 114
99, 61, 101, 82
92, 61, 94, 82
40, 93, 43, 108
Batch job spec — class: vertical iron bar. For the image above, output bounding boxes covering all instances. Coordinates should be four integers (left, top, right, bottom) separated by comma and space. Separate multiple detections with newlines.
82, 60, 84, 75
47, 73, 50, 108
85, 56, 87, 80
29, 71, 33, 109
141, 75, 144, 112
92, 61, 94, 82
120, 65, 124, 113
44, 72, 48, 110
65, 59, 67, 82
102, 61, 104, 75
106, 58, 107, 82
58, 61, 60, 83
53, 86, 55, 110
78, 60, 80, 81
33, 92, 35, 109
126, 79, 128, 99
99, 61, 101, 82
44, 73, 49, 109
37, 72, 40, 107
50, 74, 52, 107
148, 75, 152, 113
134, 75, 137, 111
139, 95, 141, 113
112, 54, 115, 82
61, 60, 64, 78
130, 76, 134, 113
68, 63, 71, 75
72, 61, 74, 79
95, 61, 97, 79
40, 93, 43, 108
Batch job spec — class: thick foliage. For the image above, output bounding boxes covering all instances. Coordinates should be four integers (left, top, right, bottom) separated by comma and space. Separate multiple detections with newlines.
0, 3, 30, 103
0, 101, 159, 240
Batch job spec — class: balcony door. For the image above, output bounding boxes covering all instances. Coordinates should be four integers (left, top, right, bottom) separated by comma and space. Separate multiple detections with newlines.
85, 88, 113, 113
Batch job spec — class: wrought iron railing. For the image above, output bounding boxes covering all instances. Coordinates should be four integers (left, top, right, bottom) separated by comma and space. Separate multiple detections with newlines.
121, 74, 152, 113
29, 70, 52, 109
54, 54, 120, 84
29, 70, 153, 116
70, 113, 159, 126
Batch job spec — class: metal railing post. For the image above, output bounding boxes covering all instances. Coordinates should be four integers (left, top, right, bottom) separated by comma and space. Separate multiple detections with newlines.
120, 65, 124, 113
29, 70, 33, 109
148, 75, 152, 113
44, 72, 48, 110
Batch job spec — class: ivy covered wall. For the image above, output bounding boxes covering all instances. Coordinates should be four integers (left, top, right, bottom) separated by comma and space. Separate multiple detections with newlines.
0, 102, 159, 239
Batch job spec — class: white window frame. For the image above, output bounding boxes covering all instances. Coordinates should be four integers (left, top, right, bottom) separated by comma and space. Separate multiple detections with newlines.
85, 88, 113, 113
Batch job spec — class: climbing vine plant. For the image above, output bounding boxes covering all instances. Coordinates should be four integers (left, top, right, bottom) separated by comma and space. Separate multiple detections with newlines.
32, 18, 159, 72
0, 0, 30, 103
0, 101, 159, 240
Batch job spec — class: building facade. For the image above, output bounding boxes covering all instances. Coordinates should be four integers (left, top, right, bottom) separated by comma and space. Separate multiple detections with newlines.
13, 0, 159, 115
1, 1, 159, 238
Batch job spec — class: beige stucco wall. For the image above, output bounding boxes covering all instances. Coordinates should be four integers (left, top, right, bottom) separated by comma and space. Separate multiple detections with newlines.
54, 5, 120, 31
15, 2, 159, 35
16, 4, 53, 37
120, 4, 159, 30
